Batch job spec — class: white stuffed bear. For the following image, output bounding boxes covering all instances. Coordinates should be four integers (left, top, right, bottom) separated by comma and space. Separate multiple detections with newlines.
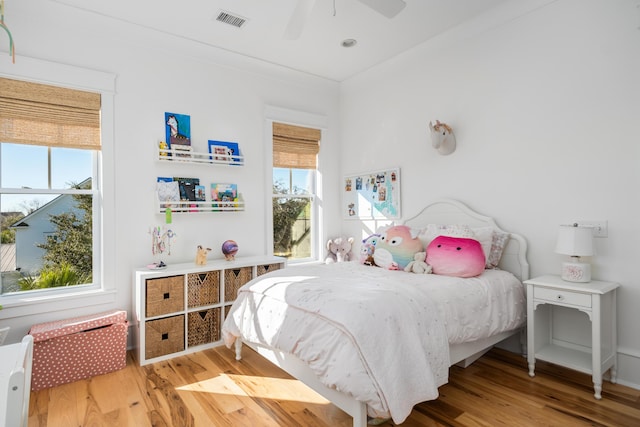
404, 252, 432, 274
325, 236, 355, 263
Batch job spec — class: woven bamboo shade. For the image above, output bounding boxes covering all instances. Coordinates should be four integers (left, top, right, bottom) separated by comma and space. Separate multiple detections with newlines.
0, 77, 101, 149
273, 122, 320, 169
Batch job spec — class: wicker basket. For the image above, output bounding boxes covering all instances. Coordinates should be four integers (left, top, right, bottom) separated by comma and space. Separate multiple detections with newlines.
257, 263, 282, 276
145, 315, 185, 359
187, 271, 220, 308
187, 308, 221, 347
224, 267, 253, 302
146, 275, 185, 317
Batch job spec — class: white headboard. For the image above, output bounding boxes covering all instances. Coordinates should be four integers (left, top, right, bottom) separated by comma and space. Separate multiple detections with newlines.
403, 199, 529, 282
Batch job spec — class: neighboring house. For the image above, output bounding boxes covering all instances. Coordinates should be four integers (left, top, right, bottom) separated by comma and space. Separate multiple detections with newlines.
10, 193, 84, 276
0, 243, 16, 273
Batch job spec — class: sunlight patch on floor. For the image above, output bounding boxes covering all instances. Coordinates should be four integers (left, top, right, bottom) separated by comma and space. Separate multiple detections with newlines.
175, 373, 330, 404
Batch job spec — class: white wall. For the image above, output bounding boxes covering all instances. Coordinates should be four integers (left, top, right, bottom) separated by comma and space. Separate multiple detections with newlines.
1, 0, 638, 392
0, 0, 342, 343
339, 0, 640, 389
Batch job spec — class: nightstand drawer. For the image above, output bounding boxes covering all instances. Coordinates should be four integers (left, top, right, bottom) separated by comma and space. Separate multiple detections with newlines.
534, 287, 591, 308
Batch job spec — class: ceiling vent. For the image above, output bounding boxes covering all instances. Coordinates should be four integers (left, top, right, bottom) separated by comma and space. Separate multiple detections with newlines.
215, 10, 248, 28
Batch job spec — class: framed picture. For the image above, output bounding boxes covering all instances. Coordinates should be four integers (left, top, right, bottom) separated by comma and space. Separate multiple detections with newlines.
343, 167, 401, 219
165, 112, 191, 152
208, 140, 241, 165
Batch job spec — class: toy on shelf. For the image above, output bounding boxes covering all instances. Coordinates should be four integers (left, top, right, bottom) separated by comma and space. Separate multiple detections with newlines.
195, 245, 211, 265
222, 240, 238, 261
148, 226, 175, 268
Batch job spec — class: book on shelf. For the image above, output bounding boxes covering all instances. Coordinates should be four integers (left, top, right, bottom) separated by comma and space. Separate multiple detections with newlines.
211, 183, 238, 210
208, 140, 240, 165
165, 112, 191, 157
195, 185, 206, 202
172, 144, 192, 160
174, 177, 200, 211
157, 177, 179, 209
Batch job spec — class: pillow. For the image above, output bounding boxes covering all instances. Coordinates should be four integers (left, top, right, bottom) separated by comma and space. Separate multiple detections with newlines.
426, 235, 486, 278
486, 230, 510, 269
419, 224, 505, 269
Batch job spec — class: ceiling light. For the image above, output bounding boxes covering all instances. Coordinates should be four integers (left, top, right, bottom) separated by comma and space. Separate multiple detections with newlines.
341, 39, 357, 48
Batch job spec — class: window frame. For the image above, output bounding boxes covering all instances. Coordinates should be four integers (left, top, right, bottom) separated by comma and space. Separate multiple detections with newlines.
264, 106, 327, 264
0, 56, 116, 318
272, 167, 317, 262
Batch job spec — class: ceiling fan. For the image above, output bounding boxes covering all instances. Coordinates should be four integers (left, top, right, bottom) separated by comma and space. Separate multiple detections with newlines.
284, 0, 406, 40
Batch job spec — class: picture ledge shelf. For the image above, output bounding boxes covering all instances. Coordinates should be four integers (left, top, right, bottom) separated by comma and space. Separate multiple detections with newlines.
158, 148, 244, 166
156, 198, 245, 214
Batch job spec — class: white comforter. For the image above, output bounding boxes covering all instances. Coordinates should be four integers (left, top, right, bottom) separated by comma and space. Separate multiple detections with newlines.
222, 262, 525, 424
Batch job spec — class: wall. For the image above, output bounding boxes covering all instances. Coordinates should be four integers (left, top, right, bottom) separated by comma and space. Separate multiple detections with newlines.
0, 0, 341, 343
339, 0, 640, 389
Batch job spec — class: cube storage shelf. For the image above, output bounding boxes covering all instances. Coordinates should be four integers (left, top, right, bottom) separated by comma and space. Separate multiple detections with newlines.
133, 255, 285, 365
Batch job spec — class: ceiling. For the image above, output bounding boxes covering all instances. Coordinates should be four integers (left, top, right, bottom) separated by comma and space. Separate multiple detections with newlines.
52, 0, 511, 82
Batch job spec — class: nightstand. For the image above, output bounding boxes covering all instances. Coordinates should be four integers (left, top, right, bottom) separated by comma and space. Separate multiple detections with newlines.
525, 275, 619, 399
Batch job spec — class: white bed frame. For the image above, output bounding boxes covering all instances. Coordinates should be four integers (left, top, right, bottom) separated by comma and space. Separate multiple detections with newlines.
235, 199, 529, 427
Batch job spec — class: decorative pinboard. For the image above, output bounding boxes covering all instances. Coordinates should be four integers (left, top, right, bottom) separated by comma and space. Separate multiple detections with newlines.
343, 167, 401, 219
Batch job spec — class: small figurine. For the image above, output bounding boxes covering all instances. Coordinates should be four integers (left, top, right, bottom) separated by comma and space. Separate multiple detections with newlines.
195, 245, 211, 265
221, 240, 238, 261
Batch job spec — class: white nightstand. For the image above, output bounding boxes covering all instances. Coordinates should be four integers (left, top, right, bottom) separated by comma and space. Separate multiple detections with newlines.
525, 275, 619, 399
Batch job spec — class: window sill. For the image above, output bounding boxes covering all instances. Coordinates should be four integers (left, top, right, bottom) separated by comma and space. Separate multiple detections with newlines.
0, 288, 117, 320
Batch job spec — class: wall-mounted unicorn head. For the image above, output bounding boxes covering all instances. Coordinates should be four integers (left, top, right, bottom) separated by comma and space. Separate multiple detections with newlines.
429, 120, 456, 155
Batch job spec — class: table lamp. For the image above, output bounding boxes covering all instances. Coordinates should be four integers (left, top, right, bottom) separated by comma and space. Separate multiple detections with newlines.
555, 223, 594, 282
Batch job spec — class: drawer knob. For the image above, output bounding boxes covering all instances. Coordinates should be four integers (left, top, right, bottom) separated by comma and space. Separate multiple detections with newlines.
556, 294, 564, 301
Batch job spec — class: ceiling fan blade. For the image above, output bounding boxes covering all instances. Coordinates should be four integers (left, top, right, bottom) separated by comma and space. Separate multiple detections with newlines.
284, 0, 316, 40
358, 0, 406, 18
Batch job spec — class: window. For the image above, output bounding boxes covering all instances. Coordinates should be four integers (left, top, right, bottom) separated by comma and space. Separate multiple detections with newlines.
272, 122, 320, 261
0, 77, 101, 295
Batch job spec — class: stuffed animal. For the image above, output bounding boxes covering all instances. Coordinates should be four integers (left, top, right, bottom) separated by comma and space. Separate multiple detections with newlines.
325, 236, 355, 263
195, 245, 211, 265
404, 252, 432, 274
359, 233, 380, 265
373, 225, 424, 270
426, 235, 485, 277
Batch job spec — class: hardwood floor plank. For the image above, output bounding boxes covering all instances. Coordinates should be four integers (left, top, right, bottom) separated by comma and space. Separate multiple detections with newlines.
28, 346, 640, 427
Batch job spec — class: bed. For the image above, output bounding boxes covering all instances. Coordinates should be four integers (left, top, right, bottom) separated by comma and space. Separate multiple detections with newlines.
222, 199, 529, 426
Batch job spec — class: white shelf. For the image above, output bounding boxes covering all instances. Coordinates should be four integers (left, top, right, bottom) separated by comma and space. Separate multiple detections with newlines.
157, 198, 245, 214
158, 148, 244, 166
133, 256, 286, 366
535, 344, 592, 375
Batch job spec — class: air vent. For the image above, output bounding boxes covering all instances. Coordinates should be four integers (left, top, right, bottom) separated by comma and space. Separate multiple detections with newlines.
215, 10, 248, 28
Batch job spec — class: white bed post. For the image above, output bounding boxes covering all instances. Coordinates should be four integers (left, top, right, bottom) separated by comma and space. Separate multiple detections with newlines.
234, 338, 243, 360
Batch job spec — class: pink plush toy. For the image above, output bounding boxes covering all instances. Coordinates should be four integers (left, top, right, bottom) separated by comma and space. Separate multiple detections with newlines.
373, 225, 424, 270
426, 235, 485, 277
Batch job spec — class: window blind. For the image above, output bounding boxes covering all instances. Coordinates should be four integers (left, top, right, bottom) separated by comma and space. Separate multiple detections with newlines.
273, 122, 320, 169
0, 77, 101, 149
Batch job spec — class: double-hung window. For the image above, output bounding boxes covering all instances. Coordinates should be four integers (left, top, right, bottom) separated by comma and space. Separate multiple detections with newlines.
0, 77, 101, 295
272, 122, 320, 262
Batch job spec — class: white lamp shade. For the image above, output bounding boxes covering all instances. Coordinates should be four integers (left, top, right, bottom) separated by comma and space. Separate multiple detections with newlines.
555, 224, 594, 257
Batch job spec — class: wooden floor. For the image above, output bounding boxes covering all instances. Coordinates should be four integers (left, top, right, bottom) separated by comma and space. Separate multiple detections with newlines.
28, 346, 640, 426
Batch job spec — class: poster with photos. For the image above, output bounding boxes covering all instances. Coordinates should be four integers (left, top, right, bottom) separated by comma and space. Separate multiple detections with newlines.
342, 167, 400, 219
